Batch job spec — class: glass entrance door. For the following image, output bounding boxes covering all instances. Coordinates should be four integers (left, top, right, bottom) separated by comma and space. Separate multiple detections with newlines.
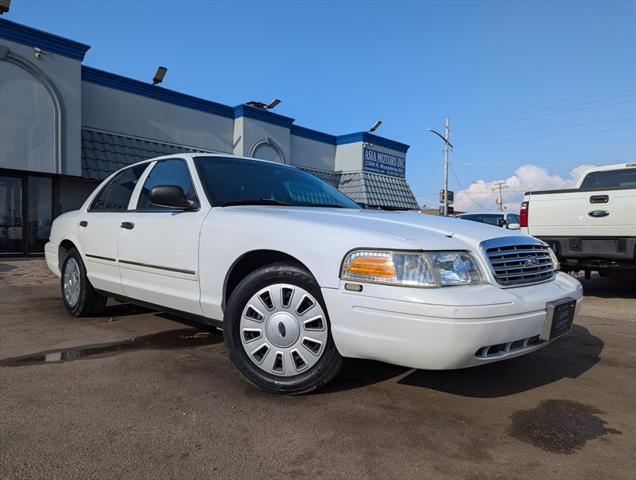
26, 176, 52, 253
0, 174, 53, 255
0, 176, 23, 254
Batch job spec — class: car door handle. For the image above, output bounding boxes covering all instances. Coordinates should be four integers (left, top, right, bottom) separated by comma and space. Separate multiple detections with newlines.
590, 195, 609, 204
79, 220, 88, 227
120, 222, 135, 230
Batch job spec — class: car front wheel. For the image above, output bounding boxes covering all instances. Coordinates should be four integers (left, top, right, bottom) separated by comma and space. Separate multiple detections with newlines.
224, 263, 343, 394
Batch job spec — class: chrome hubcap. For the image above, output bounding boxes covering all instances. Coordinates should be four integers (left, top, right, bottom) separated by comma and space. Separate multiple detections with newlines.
63, 258, 81, 307
240, 283, 328, 377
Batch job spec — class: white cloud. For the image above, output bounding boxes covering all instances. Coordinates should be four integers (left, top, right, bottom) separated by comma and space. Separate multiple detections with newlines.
454, 164, 596, 213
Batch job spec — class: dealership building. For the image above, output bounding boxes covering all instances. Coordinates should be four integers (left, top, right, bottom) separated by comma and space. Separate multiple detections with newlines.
0, 19, 418, 255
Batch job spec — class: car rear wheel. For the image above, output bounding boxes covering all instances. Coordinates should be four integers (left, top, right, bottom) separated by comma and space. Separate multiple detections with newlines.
224, 263, 343, 394
61, 247, 107, 317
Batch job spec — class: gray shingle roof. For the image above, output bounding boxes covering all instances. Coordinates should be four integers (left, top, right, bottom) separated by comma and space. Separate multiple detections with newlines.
81, 129, 206, 180
81, 129, 418, 209
338, 172, 419, 210
297, 166, 341, 188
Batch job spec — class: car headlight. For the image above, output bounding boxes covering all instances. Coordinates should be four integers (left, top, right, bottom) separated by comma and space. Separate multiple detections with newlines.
548, 247, 560, 271
341, 250, 483, 287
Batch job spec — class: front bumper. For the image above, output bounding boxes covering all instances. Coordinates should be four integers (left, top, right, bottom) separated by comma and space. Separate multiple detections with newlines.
322, 272, 583, 370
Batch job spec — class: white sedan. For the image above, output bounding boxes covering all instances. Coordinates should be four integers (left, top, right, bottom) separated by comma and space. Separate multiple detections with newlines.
45, 154, 583, 394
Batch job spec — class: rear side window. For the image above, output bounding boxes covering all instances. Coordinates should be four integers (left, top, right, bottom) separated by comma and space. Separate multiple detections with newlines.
580, 168, 636, 189
90, 164, 148, 211
136, 159, 198, 210
507, 214, 520, 224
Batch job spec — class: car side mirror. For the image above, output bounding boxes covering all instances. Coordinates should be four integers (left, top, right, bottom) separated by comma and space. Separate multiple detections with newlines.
149, 185, 199, 210
497, 218, 507, 227
507, 223, 520, 230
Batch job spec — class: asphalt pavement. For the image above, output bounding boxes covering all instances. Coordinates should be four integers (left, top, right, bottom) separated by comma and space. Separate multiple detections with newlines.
1, 259, 634, 479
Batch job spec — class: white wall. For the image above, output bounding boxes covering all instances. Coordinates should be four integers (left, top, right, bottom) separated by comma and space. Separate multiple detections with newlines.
0, 38, 83, 176
81, 82, 235, 153
234, 117, 290, 163
289, 135, 336, 171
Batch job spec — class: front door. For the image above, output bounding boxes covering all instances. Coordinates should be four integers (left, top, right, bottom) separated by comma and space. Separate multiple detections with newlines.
77, 164, 149, 295
118, 158, 205, 315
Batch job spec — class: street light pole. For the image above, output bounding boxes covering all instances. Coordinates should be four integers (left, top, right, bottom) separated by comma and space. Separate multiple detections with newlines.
428, 117, 453, 216
443, 117, 450, 216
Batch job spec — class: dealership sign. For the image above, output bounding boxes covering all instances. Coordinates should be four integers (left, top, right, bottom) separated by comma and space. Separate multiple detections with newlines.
363, 148, 405, 178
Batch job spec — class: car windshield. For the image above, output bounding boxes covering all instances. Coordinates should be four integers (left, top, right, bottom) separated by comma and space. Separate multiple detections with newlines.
458, 214, 504, 226
194, 156, 360, 208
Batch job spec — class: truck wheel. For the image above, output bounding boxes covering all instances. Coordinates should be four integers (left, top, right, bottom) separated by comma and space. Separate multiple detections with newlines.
61, 248, 107, 317
224, 263, 343, 394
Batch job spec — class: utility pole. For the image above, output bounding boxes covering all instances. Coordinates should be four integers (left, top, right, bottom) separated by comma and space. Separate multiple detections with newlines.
427, 117, 453, 216
491, 181, 509, 211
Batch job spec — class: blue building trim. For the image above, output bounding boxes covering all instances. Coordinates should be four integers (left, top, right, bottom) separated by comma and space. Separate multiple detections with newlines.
82, 66, 235, 118
290, 125, 337, 145
0, 19, 90, 60
336, 132, 410, 153
233, 104, 295, 128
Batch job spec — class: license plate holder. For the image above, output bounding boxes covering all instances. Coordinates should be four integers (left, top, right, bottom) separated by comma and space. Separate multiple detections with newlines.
541, 298, 576, 341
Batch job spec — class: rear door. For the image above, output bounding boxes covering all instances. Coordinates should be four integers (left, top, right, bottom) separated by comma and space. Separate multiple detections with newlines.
77, 163, 149, 295
117, 158, 207, 315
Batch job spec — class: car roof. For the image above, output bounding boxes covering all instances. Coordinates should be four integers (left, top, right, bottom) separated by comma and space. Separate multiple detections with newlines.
126, 152, 292, 169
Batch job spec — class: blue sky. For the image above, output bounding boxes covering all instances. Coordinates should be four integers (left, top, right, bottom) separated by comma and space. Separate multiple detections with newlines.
7, 0, 636, 210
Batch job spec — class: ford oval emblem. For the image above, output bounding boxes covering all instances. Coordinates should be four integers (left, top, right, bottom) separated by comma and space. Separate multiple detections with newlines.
525, 257, 539, 266
588, 210, 609, 218
278, 322, 287, 338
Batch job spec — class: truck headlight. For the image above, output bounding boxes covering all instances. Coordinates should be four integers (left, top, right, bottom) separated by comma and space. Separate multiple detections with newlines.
341, 250, 482, 287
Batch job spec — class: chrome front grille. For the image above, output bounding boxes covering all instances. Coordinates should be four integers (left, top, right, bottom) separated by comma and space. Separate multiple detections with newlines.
483, 239, 554, 287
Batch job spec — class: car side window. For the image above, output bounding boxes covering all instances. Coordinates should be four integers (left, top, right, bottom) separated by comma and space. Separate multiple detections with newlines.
136, 159, 198, 210
90, 164, 148, 211
508, 214, 520, 224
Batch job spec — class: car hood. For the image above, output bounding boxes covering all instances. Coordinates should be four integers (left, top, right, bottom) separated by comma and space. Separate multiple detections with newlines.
216, 206, 527, 247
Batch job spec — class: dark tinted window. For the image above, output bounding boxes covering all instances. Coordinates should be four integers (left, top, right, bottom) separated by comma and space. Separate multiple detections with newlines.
580, 168, 636, 189
458, 214, 504, 226
507, 214, 520, 224
137, 159, 197, 210
90, 164, 148, 211
194, 157, 359, 208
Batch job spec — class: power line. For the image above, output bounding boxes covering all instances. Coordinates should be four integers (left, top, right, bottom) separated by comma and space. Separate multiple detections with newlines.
458, 116, 636, 140
448, 164, 489, 210
381, 89, 636, 140
455, 90, 636, 129
461, 126, 634, 146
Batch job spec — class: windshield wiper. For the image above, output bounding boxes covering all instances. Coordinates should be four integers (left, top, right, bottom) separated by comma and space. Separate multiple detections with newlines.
297, 203, 347, 208
221, 199, 294, 207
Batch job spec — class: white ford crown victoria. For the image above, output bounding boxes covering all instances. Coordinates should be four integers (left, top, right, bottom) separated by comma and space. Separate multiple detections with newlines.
45, 154, 583, 394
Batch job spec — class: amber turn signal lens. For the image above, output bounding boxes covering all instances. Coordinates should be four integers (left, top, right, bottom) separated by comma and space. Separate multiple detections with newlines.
348, 256, 396, 278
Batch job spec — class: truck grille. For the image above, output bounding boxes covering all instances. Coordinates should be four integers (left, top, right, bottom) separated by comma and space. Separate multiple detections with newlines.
485, 242, 554, 286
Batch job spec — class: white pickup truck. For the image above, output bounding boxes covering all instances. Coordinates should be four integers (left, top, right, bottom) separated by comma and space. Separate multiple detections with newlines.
521, 163, 636, 277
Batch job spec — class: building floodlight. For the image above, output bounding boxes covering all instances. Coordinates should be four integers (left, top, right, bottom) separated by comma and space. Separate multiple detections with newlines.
369, 120, 382, 133
246, 99, 282, 110
0, 1, 11, 15
152, 66, 167, 85
265, 98, 281, 110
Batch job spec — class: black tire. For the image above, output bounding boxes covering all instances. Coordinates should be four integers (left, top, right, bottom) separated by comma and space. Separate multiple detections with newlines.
224, 262, 343, 395
61, 247, 107, 317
